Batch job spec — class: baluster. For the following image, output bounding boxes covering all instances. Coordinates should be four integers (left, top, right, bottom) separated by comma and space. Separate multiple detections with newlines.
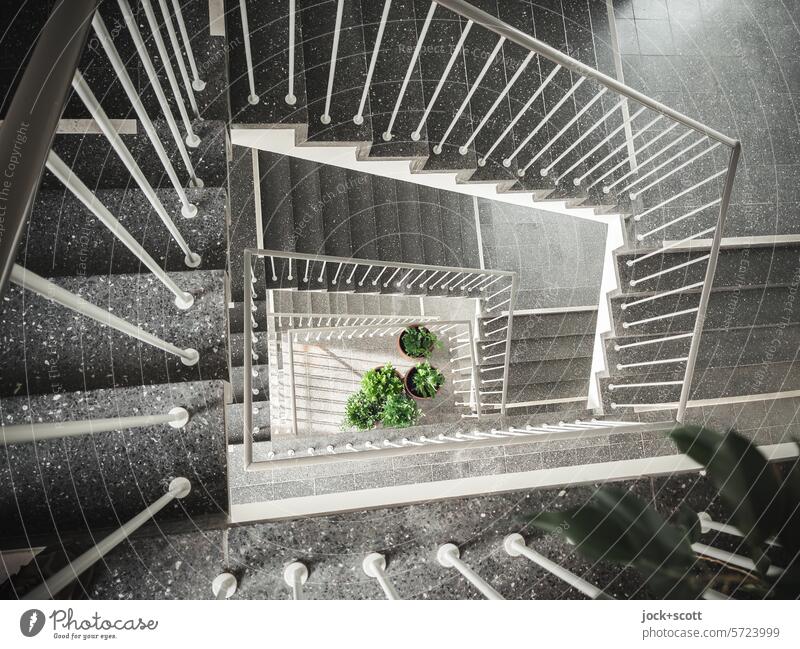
211, 573, 237, 599
239, 0, 259, 104
383, 2, 436, 141
93, 14, 199, 216
362, 553, 402, 600
10, 265, 200, 366
46, 151, 195, 309
436, 37, 505, 155
436, 544, 504, 599
157, 0, 200, 117
459, 52, 536, 155
1, 407, 189, 445
118, 0, 202, 185
140, 0, 200, 146
479, 64, 561, 165
171, 0, 206, 91
411, 20, 473, 141
504, 534, 610, 599
321, 0, 345, 124
24, 478, 191, 599
508, 77, 586, 172
286, 0, 297, 104
355, 0, 392, 123
70, 73, 202, 264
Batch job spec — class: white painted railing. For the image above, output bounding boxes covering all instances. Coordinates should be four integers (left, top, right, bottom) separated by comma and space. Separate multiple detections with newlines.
24, 478, 191, 599
10, 265, 200, 366
437, 543, 504, 599
283, 561, 309, 600
1, 407, 189, 445
363, 552, 402, 600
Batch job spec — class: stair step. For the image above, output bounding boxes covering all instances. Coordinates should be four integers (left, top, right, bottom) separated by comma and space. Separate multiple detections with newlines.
361, 0, 429, 159
485, 309, 597, 339
298, 0, 371, 141
260, 151, 297, 289
0, 270, 226, 398
396, 181, 426, 265
227, 0, 308, 127
230, 364, 270, 404
229, 145, 262, 302
226, 401, 271, 444
0, 380, 227, 546
483, 333, 594, 365
482, 379, 590, 405
611, 284, 800, 336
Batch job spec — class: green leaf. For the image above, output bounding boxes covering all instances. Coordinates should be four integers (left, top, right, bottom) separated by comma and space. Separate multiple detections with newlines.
670, 426, 785, 548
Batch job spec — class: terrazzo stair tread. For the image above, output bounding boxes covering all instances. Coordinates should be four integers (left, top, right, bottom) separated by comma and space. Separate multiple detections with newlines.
0, 270, 226, 399
288, 157, 326, 260
381, 295, 420, 317
610, 284, 800, 337
228, 145, 261, 303
225, 0, 309, 126
438, 189, 466, 267
0, 380, 228, 546
458, 0, 519, 182
290, 291, 312, 314
310, 292, 332, 315
501, 356, 594, 386
417, 186, 447, 267
48, 119, 227, 190
606, 323, 800, 374
17, 186, 226, 278
501, 357, 593, 386
616, 243, 800, 293
457, 194, 482, 268
414, 2, 475, 172
395, 180, 427, 266
230, 364, 271, 404
345, 293, 367, 315
225, 402, 272, 444
600, 360, 800, 410
230, 332, 269, 368
360, 0, 430, 159
297, 0, 372, 142
487, 310, 598, 339
272, 290, 295, 314
372, 176, 404, 262
317, 165, 354, 271
504, 287, 603, 312
229, 300, 269, 334
491, 333, 595, 365
345, 170, 379, 261
482, 379, 590, 405
259, 151, 297, 289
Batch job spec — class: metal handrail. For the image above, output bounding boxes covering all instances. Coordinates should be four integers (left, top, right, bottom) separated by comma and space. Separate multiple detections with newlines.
242, 248, 518, 470
0, 0, 100, 298
433, 0, 736, 147
433, 0, 740, 424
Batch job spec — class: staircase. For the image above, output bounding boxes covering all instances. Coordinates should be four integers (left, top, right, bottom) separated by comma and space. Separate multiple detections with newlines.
0, 0, 231, 548
225, 0, 742, 426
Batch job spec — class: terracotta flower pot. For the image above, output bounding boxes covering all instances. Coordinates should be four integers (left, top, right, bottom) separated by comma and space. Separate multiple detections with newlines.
397, 324, 434, 361
404, 366, 439, 400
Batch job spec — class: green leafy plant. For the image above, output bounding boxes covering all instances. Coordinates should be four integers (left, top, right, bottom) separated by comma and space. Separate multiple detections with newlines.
400, 326, 442, 359
361, 363, 403, 405
380, 393, 421, 428
409, 361, 445, 398
529, 426, 800, 599
342, 390, 381, 431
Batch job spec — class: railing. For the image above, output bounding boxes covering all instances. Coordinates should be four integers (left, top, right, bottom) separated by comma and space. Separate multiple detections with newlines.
242, 248, 518, 471
0, 406, 190, 445
24, 477, 191, 599
273, 320, 480, 438
236, 0, 740, 423
0, 1, 209, 374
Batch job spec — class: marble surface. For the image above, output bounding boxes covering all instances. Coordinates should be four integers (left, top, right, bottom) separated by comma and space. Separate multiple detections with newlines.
66, 462, 798, 600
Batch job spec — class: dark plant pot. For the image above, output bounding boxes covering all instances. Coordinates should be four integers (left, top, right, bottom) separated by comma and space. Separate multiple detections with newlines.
397, 324, 433, 361
404, 366, 440, 400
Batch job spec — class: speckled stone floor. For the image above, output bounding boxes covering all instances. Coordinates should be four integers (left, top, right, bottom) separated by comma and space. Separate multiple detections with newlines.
55, 463, 788, 601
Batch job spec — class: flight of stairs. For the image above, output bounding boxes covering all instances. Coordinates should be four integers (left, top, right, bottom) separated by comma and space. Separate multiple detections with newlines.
0, 0, 230, 548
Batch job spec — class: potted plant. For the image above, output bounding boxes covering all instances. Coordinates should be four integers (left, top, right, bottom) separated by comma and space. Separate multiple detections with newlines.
361, 363, 403, 403
404, 361, 445, 399
380, 393, 422, 428
398, 325, 441, 360
342, 390, 381, 431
